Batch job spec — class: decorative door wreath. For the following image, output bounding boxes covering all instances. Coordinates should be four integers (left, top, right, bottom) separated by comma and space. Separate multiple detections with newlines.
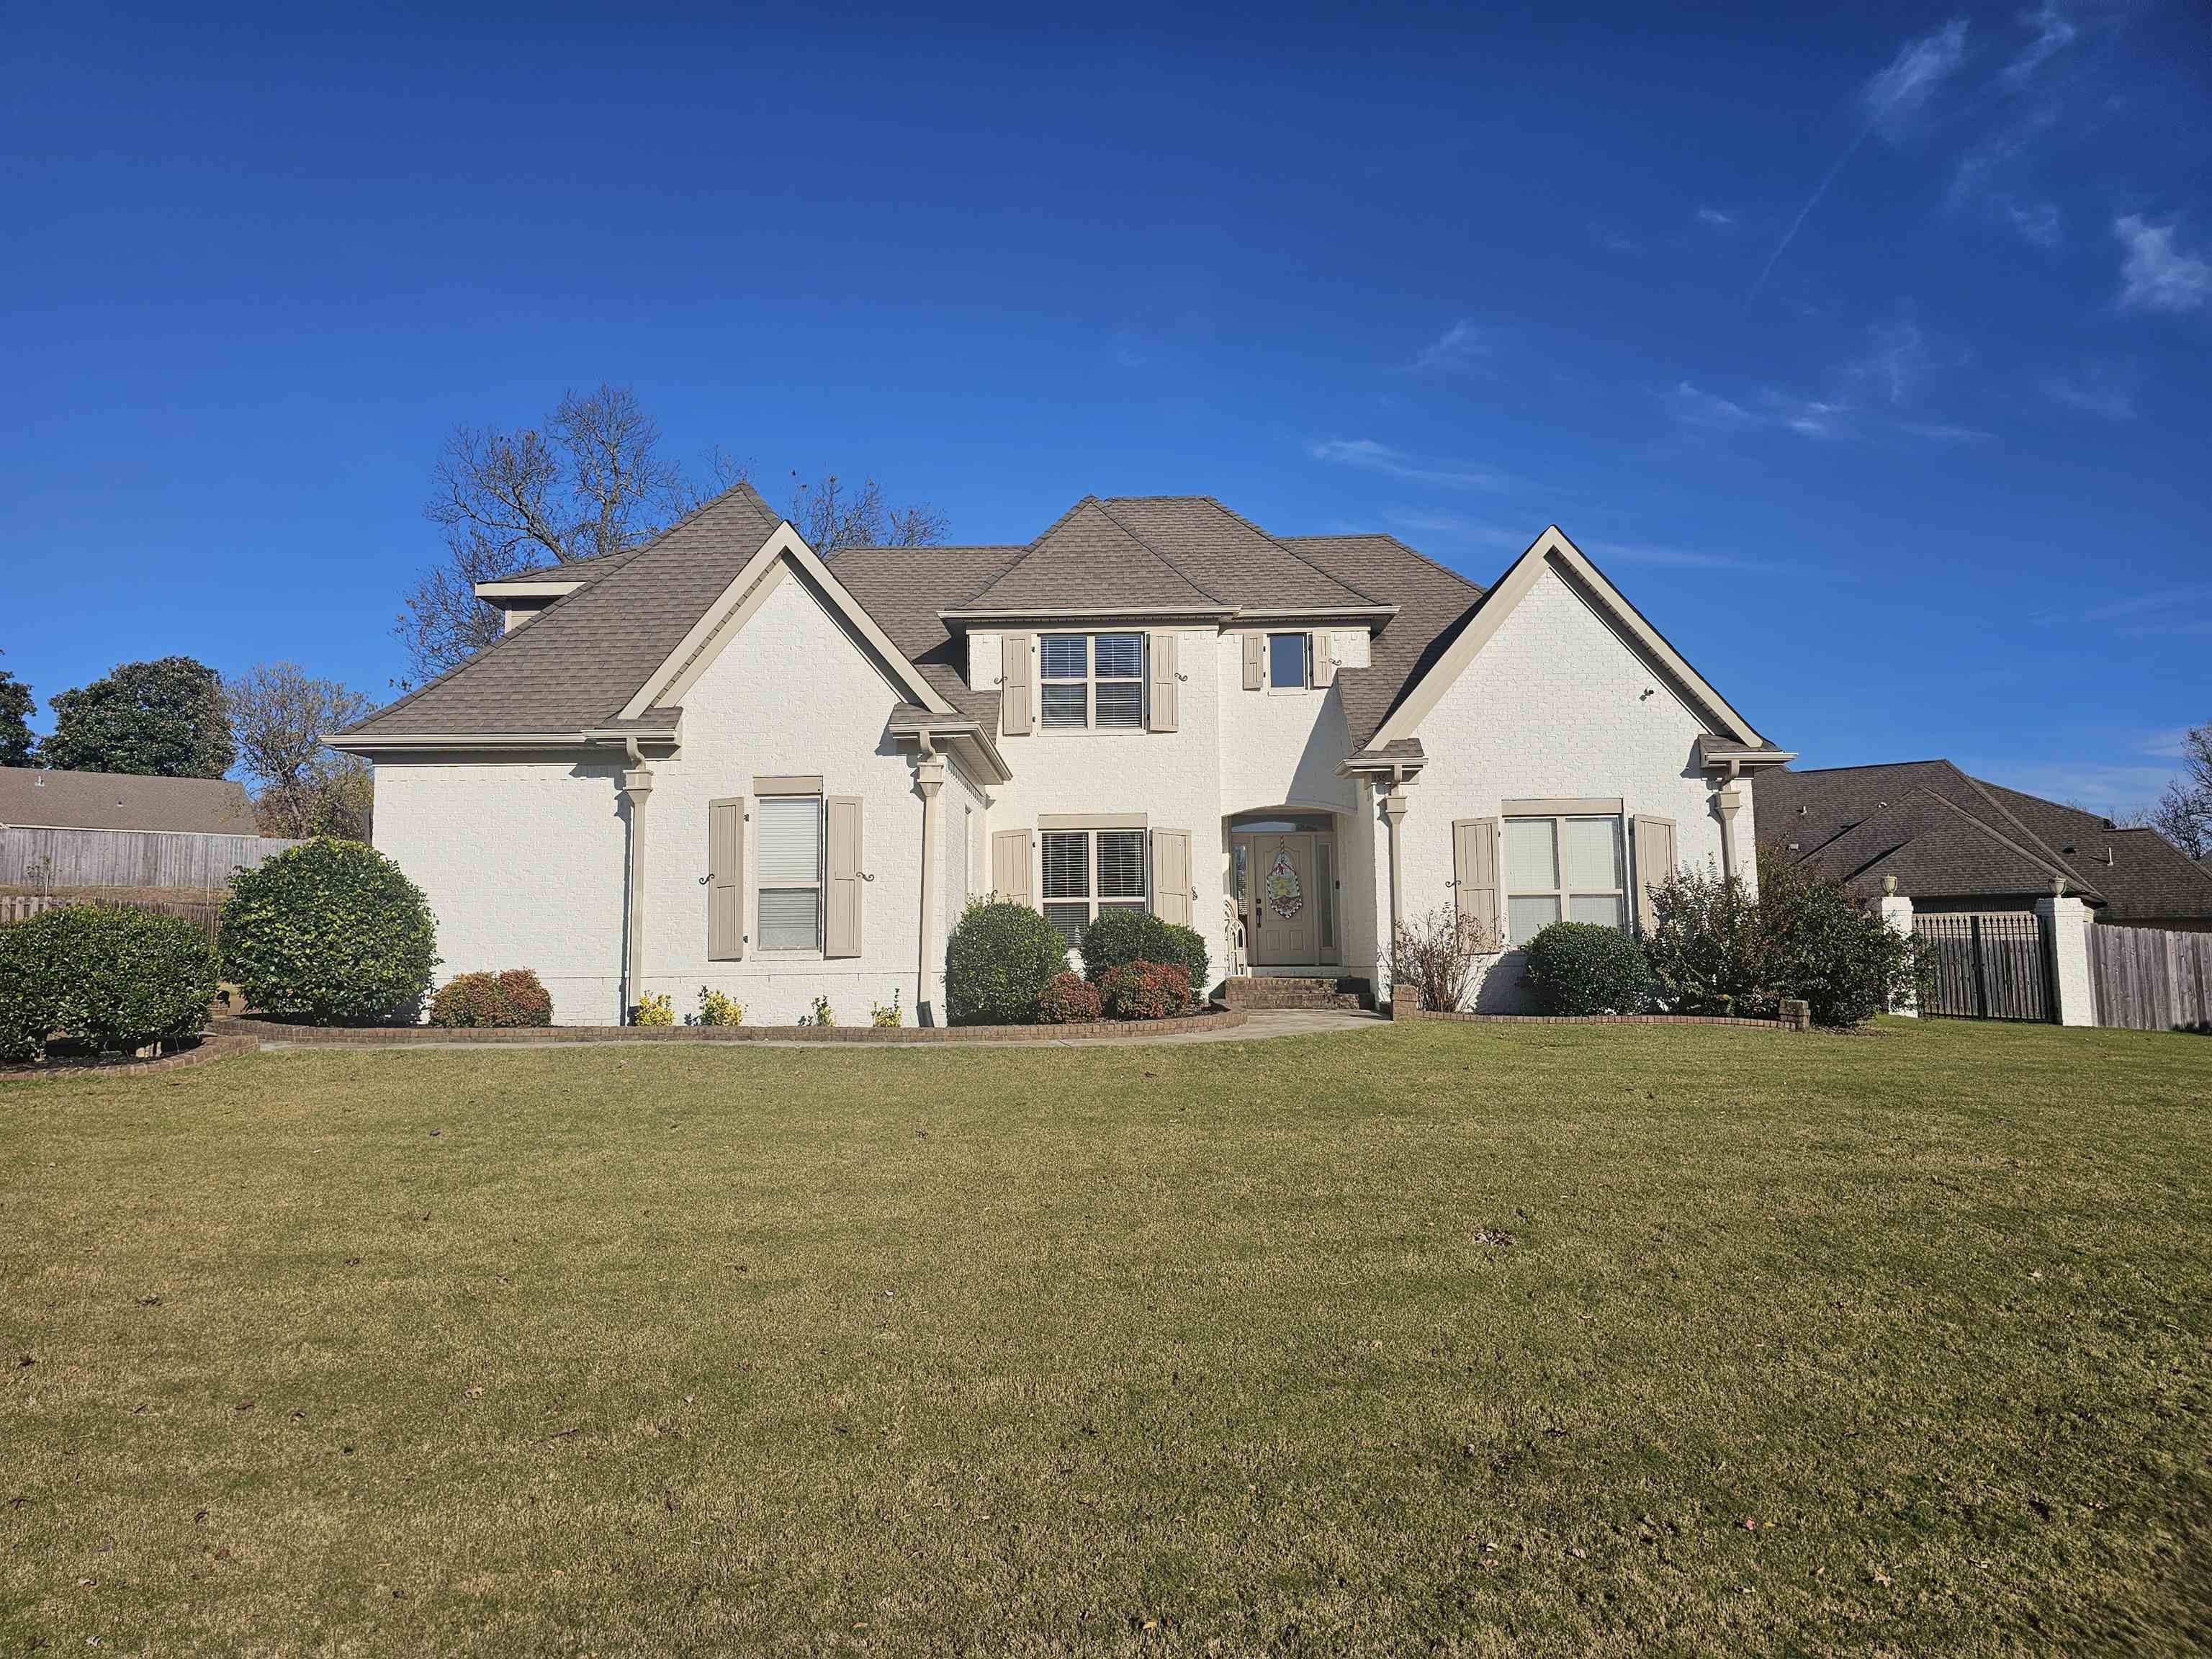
1265, 849, 1304, 920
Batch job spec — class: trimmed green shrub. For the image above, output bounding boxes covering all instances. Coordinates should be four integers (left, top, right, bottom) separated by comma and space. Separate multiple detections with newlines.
1079, 909, 1210, 994
1036, 971, 1104, 1024
1755, 855, 1920, 1029
1640, 862, 1773, 1018
1097, 960, 1190, 1020
220, 838, 438, 1024
946, 899, 1068, 1026
1522, 920, 1655, 1015
428, 968, 552, 1028
0, 904, 215, 1061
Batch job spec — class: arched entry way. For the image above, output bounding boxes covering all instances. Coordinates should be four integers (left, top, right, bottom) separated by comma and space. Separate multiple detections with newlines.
1227, 809, 1340, 970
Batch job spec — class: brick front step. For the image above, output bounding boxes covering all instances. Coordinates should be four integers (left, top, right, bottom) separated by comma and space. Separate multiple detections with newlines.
1220, 976, 1370, 1011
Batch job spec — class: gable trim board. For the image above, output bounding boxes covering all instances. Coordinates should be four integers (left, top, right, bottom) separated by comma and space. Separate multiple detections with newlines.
622, 523, 956, 723
1371, 527, 1773, 757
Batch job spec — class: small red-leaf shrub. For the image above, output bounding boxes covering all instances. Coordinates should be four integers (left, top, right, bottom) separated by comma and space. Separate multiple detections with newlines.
1035, 971, 1103, 1024
428, 968, 553, 1028
1097, 960, 1190, 1020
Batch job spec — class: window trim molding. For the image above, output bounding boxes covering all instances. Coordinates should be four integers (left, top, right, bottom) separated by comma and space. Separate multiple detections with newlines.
1038, 811, 1148, 830
752, 774, 824, 796
1503, 796, 1624, 817
1264, 631, 1310, 693
1038, 824, 1152, 945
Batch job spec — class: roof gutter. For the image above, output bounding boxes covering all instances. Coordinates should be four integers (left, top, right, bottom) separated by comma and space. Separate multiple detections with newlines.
325, 726, 682, 757
886, 712, 1014, 786
1231, 605, 1398, 624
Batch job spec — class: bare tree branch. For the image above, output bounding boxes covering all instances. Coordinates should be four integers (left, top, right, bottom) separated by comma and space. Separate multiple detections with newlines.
228, 662, 376, 838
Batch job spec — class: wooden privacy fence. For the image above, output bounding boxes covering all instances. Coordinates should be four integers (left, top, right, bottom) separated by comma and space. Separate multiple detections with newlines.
0, 826, 300, 891
2087, 924, 2212, 1033
1913, 912, 2053, 1022
0, 891, 226, 953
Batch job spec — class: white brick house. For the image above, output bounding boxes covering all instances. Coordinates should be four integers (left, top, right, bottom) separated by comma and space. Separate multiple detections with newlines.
336, 486, 1791, 1023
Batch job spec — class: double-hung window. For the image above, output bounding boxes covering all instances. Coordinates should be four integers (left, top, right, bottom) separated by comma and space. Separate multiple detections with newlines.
756, 793, 824, 951
1503, 814, 1625, 945
1040, 827, 1148, 948
1040, 632, 1144, 729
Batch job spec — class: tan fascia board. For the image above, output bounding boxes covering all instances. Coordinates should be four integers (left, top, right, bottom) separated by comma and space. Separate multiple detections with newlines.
619, 523, 956, 723
1338, 754, 1429, 780
473, 579, 586, 601
938, 604, 1234, 629
1370, 526, 1768, 751
1230, 605, 1398, 624
887, 713, 1013, 785
325, 728, 680, 756
1696, 736, 1799, 776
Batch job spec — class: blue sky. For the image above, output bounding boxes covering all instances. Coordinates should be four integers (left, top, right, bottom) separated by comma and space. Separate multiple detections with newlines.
4, 1, 2207, 812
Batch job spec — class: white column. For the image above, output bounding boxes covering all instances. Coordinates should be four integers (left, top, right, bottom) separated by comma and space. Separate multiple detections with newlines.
915, 752, 945, 1027
2036, 886, 2095, 1028
1874, 886, 1917, 1017
619, 765, 655, 1022
1382, 786, 1411, 941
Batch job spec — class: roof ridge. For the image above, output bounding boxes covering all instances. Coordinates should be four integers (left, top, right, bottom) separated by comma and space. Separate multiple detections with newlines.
1905, 784, 2105, 898
964, 496, 1212, 608
1090, 498, 1229, 603
1195, 498, 1382, 605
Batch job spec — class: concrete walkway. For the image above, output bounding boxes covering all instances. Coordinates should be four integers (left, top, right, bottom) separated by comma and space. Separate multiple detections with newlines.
248, 1008, 1388, 1054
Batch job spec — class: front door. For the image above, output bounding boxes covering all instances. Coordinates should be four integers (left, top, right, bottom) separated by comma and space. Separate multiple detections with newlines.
1247, 832, 1318, 966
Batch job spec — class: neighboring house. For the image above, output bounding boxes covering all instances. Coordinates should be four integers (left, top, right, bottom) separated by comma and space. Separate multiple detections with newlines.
335, 485, 1791, 1023
0, 766, 276, 892
1759, 760, 2212, 932
0, 768, 259, 835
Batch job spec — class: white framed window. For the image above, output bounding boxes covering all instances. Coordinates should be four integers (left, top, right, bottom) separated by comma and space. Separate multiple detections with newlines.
1039, 632, 1145, 729
1039, 827, 1149, 948
756, 793, 823, 951
1503, 814, 1625, 946
1267, 631, 1307, 690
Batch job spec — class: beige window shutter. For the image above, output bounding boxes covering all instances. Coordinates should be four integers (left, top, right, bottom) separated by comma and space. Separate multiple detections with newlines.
1001, 633, 1033, 735
1147, 630, 1178, 732
1241, 631, 1262, 691
1452, 817, 1501, 949
708, 796, 745, 960
991, 827, 1032, 907
1632, 814, 1677, 935
1151, 828, 1192, 927
825, 795, 865, 958
1310, 631, 1336, 688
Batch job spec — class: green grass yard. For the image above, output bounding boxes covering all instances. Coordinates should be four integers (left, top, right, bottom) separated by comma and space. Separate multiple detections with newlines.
3, 1018, 2208, 1655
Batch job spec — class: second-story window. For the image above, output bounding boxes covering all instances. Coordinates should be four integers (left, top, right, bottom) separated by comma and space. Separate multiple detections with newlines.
1040, 632, 1145, 730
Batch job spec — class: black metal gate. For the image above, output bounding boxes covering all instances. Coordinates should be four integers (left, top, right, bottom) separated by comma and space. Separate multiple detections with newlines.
1912, 912, 2053, 1022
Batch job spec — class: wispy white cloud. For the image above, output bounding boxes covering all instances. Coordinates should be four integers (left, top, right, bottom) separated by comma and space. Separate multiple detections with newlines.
2047, 585, 2212, 629
1671, 382, 1754, 429
1377, 510, 1767, 572
2003, 1, 2077, 87
1997, 197, 2062, 246
1589, 223, 1640, 255
1756, 21, 1970, 294
1696, 207, 1735, 229
2042, 358, 2138, 420
1863, 19, 1972, 140
2115, 215, 2212, 313
1308, 439, 1516, 493
1410, 320, 1499, 372
1581, 538, 1771, 572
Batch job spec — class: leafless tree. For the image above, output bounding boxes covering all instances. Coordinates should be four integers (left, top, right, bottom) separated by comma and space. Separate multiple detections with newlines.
2148, 720, 2212, 859
228, 662, 375, 839
394, 388, 945, 685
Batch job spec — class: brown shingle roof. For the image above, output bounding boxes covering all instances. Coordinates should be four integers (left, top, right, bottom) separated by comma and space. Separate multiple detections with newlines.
1972, 780, 2212, 922
1096, 498, 1377, 608
963, 498, 1218, 611
0, 767, 259, 835
1277, 534, 1486, 747
346, 482, 783, 738
824, 544, 1027, 724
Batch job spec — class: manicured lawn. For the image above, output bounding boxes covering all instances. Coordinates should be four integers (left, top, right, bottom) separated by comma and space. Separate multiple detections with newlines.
4, 1019, 2208, 1655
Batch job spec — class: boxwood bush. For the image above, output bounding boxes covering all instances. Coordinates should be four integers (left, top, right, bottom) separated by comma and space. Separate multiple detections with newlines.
945, 899, 1069, 1025
0, 904, 216, 1061
428, 968, 553, 1028
1079, 909, 1210, 997
1522, 920, 1655, 1016
220, 839, 438, 1024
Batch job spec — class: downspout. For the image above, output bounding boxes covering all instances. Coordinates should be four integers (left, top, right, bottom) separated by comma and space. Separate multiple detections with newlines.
1380, 765, 1411, 961
914, 736, 946, 1027
618, 736, 655, 1021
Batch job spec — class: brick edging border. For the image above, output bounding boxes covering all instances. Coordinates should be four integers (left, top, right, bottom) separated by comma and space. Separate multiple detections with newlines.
0, 1030, 256, 1084
212, 1007, 1249, 1048
1388, 986, 1809, 1032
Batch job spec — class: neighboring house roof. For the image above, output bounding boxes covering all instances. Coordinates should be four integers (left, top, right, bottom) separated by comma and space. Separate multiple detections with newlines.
0, 767, 259, 835
345, 482, 784, 739
1762, 761, 2212, 922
